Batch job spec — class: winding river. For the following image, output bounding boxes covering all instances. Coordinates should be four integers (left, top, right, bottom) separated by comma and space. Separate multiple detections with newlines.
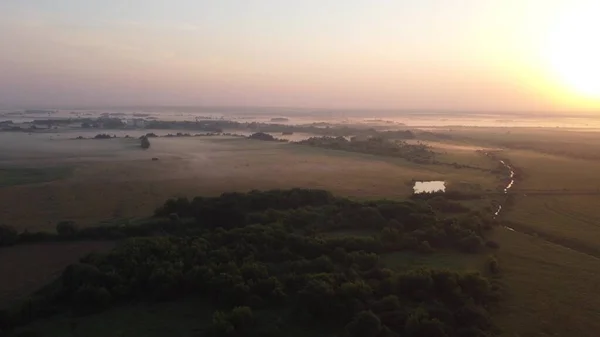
495, 159, 516, 231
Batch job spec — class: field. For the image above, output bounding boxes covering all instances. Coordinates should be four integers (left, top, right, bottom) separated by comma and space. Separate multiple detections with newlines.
0, 134, 497, 231
427, 127, 600, 336
490, 229, 600, 337
4, 124, 600, 336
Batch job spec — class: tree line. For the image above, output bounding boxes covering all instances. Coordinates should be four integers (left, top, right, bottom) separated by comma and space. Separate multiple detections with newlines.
0, 189, 500, 336
295, 136, 436, 164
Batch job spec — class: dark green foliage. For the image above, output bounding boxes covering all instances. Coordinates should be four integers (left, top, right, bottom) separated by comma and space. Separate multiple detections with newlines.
248, 132, 276, 141
458, 234, 485, 254
140, 136, 151, 149
343, 311, 382, 337
208, 306, 255, 337
4, 189, 499, 336
0, 224, 18, 246
296, 136, 435, 163
427, 196, 470, 214
487, 256, 499, 275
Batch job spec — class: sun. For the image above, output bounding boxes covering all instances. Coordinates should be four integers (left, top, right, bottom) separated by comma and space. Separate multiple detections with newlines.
545, 1, 600, 99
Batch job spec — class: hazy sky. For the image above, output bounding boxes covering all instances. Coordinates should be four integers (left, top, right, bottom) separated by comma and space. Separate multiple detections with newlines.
1, 0, 599, 111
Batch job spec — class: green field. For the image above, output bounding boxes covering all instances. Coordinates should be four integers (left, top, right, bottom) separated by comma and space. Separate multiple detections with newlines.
439, 127, 600, 336
0, 167, 72, 187
0, 136, 499, 231
491, 229, 600, 337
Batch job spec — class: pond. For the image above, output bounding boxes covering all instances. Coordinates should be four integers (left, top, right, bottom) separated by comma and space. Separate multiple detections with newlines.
413, 181, 445, 194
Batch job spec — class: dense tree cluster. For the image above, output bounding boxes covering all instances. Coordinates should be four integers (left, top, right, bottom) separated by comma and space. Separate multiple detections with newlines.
248, 132, 277, 141
1, 189, 500, 336
93, 134, 114, 139
296, 137, 435, 164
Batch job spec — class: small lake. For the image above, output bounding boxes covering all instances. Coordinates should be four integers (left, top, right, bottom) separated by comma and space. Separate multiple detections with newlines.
413, 181, 445, 194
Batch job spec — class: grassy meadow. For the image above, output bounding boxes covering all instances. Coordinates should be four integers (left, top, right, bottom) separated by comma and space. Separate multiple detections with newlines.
5, 125, 600, 336
434, 127, 600, 336
0, 135, 498, 231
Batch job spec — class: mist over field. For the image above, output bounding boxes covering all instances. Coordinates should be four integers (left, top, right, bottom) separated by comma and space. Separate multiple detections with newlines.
2, 0, 600, 336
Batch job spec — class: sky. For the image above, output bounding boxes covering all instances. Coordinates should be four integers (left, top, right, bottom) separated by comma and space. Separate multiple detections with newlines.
1, 0, 599, 112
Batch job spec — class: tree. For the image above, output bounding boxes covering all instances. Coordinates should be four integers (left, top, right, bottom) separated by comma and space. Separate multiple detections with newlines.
458, 234, 484, 254
210, 306, 255, 337
404, 307, 448, 337
249, 132, 276, 141
344, 311, 382, 337
141, 136, 151, 149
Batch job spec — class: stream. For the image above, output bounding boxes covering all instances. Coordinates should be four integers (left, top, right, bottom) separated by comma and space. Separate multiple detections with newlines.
495, 159, 516, 231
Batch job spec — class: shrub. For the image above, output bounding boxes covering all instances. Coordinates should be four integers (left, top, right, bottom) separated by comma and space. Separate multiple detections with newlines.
344, 311, 382, 337
487, 256, 499, 275
458, 234, 484, 254
141, 136, 151, 149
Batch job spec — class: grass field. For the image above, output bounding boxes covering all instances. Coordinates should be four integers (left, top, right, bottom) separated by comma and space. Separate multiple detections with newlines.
7, 125, 600, 336
442, 128, 600, 336
491, 229, 600, 337
0, 135, 498, 231
0, 167, 72, 187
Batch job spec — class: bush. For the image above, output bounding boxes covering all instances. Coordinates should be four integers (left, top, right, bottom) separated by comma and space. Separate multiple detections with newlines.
458, 234, 484, 254
210, 306, 255, 337
249, 132, 276, 141
344, 311, 382, 337
487, 256, 499, 275
141, 136, 151, 149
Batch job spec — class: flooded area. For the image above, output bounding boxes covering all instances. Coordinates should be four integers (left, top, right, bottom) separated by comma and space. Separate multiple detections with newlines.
413, 181, 445, 194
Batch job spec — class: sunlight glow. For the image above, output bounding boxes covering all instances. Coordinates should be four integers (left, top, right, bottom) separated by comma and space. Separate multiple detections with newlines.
545, 1, 600, 99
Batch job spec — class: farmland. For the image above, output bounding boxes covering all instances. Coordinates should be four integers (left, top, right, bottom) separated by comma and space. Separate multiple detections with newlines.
2, 123, 600, 336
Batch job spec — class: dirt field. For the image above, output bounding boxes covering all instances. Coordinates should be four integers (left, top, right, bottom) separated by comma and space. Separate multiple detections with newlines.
0, 241, 115, 308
